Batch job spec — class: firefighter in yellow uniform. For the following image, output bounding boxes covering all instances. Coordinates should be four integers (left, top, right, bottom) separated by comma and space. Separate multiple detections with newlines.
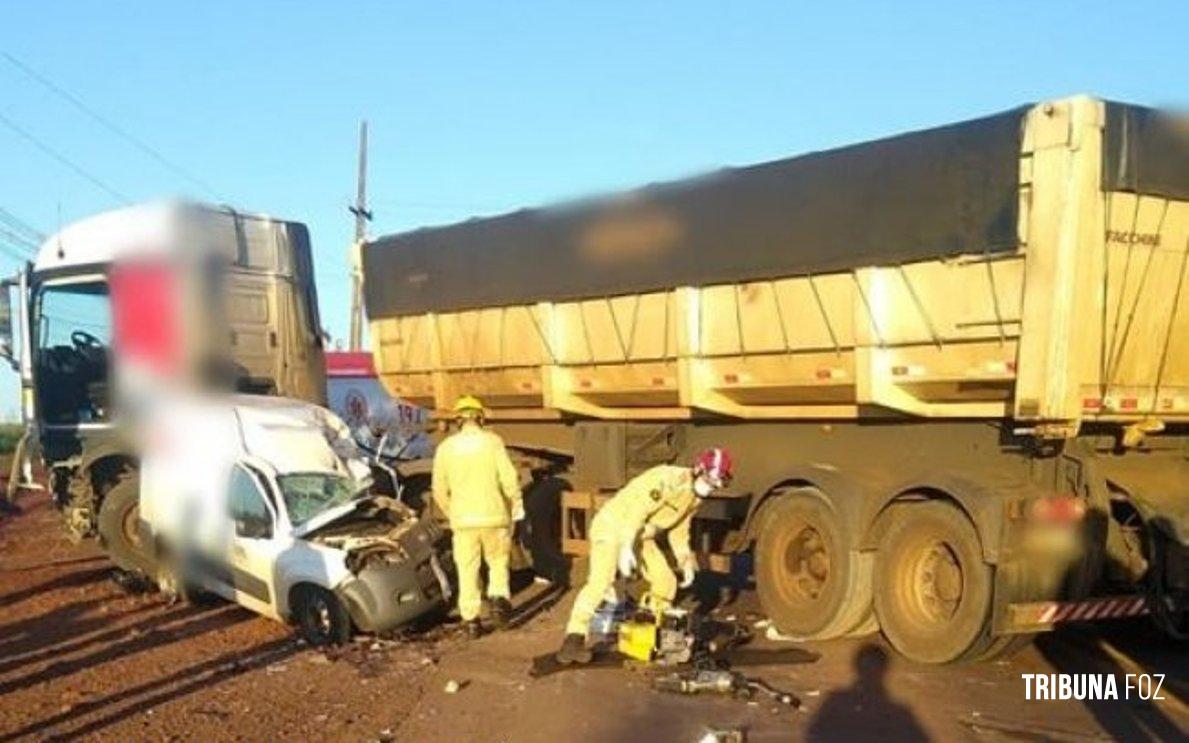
432, 395, 524, 636
556, 448, 733, 664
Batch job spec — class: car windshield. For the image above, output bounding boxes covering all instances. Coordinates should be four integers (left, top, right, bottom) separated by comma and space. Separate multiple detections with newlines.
276, 473, 365, 526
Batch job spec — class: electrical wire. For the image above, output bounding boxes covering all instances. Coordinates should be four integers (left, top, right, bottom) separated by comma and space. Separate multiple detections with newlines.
1, 50, 222, 200
0, 238, 33, 262
0, 110, 130, 204
0, 206, 44, 243
0, 227, 36, 254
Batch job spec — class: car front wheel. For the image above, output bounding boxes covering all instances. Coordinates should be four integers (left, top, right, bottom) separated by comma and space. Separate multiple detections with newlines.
292, 585, 353, 646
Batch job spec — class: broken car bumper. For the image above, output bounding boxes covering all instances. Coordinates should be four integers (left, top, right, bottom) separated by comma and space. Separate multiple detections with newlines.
336, 551, 449, 633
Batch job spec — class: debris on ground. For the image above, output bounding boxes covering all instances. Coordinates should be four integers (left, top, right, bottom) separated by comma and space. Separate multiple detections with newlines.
698, 727, 746, 743
530, 606, 809, 712
653, 668, 800, 708
1, 492, 1181, 741
764, 625, 799, 642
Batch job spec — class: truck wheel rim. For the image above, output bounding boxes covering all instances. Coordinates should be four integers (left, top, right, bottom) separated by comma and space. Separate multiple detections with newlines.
784, 526, 829, 601
309, 597, 333, 636
910, 540, 963, 624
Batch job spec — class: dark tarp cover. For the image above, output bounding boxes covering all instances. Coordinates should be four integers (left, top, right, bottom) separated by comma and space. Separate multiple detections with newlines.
1104, 102, 1189, 202
365, 107, 1034, 317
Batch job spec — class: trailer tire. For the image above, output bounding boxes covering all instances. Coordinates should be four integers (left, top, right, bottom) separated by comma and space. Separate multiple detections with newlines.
1149, 528, 1188, 641
755, 489, 872, 640
293, 585, 353, 646
874, 501, 993, 664
96, 472, 156, 577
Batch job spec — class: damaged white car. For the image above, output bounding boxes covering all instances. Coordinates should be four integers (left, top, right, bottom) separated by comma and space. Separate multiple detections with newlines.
137, 395, 451, 644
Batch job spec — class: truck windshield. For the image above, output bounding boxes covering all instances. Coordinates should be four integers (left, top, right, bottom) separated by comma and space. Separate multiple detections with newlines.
34, 281, 112, 424
276, 473, 364, 526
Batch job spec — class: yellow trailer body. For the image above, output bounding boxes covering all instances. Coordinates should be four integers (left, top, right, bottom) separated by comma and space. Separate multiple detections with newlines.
368, 98, 1188, 437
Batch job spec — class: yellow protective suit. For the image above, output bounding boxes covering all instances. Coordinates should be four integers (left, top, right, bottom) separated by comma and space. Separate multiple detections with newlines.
432, 422, 523, 622
565, 464, 699, 635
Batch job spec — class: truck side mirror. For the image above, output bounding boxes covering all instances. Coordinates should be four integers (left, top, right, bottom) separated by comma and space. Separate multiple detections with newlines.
0, 282, 15, 371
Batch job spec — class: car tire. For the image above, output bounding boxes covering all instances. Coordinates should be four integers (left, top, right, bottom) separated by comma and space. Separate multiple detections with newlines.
874, 500, 994, 664
97, 472, 157, 577
755, 489, 872, 640
292, 585, 353, 646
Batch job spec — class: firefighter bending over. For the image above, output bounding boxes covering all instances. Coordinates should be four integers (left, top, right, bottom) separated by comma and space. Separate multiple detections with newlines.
556, 448, 733, 664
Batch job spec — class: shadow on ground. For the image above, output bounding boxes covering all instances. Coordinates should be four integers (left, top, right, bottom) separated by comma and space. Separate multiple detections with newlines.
1036, 620, 1187, 741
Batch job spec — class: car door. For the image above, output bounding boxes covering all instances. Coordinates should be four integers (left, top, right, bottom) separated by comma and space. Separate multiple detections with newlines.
226, 464, 287, 619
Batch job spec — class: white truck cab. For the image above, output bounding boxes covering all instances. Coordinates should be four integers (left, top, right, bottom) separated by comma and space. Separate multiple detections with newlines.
139, 395, 449, 644
0, 201, 327, 564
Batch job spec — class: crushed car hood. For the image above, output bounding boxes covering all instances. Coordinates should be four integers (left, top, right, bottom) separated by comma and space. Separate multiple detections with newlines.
290, 500, 366, 540
298, 496, 444, 574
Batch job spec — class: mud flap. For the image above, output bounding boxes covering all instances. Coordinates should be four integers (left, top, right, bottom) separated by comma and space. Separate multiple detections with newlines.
1002, 595, 1149, 634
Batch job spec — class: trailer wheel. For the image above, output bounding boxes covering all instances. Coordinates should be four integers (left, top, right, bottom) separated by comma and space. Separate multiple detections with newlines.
874, 501, 993, 664
1149, 529, 1188, 641
96, 472, 156, 577
755, 489, 872, 639
292, 585, 353, 646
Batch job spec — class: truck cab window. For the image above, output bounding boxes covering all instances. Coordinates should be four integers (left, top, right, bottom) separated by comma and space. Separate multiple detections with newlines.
34, 281, 112, 425
228, 465, 274, 539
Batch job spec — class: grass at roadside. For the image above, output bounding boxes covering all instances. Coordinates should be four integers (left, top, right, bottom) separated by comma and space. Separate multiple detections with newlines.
0, 423, 23, 455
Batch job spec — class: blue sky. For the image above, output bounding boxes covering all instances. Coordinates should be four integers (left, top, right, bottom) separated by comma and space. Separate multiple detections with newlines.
1, 1, 1186, 418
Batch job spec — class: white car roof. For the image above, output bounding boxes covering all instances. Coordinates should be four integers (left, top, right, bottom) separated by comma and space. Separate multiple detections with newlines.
142, 394, 359, 481
230, 396, 357, 478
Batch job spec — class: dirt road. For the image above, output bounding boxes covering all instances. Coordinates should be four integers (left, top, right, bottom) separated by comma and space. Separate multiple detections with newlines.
2, 492, 1185, 742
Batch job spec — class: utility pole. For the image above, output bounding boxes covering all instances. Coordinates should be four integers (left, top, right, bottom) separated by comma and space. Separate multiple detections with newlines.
348, 120, 372, 351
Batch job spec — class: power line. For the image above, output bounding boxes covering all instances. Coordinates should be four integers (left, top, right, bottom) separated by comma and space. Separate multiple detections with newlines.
0, 109, 131, 204
0, 206, 44, 242
0, 226, 36, 254
1, 50, 223, 200
0, 237, 33, 262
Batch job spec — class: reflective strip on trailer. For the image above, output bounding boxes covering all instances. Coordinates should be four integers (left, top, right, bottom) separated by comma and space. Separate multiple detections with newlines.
1005, 596, 1148, 633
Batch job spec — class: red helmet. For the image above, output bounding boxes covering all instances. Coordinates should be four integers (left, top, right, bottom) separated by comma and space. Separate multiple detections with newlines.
693, 448, 733, 487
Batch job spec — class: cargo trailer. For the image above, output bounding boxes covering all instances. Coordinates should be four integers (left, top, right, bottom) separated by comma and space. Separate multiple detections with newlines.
362, 96, 1188, 662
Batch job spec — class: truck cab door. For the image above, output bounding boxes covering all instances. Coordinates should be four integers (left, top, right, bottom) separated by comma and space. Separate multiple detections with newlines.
226, 464, 286, 618
0, 267, 33, 420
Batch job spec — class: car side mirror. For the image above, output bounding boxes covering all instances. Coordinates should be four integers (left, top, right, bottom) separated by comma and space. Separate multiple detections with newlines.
235, 514, 272, 539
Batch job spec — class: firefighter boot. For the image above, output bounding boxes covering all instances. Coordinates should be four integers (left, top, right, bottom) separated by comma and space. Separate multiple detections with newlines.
556, 633, 593, 665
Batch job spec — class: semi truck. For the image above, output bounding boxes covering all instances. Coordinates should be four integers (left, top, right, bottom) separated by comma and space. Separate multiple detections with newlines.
361, 96, 1188, 663
0, 201, 327, 574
